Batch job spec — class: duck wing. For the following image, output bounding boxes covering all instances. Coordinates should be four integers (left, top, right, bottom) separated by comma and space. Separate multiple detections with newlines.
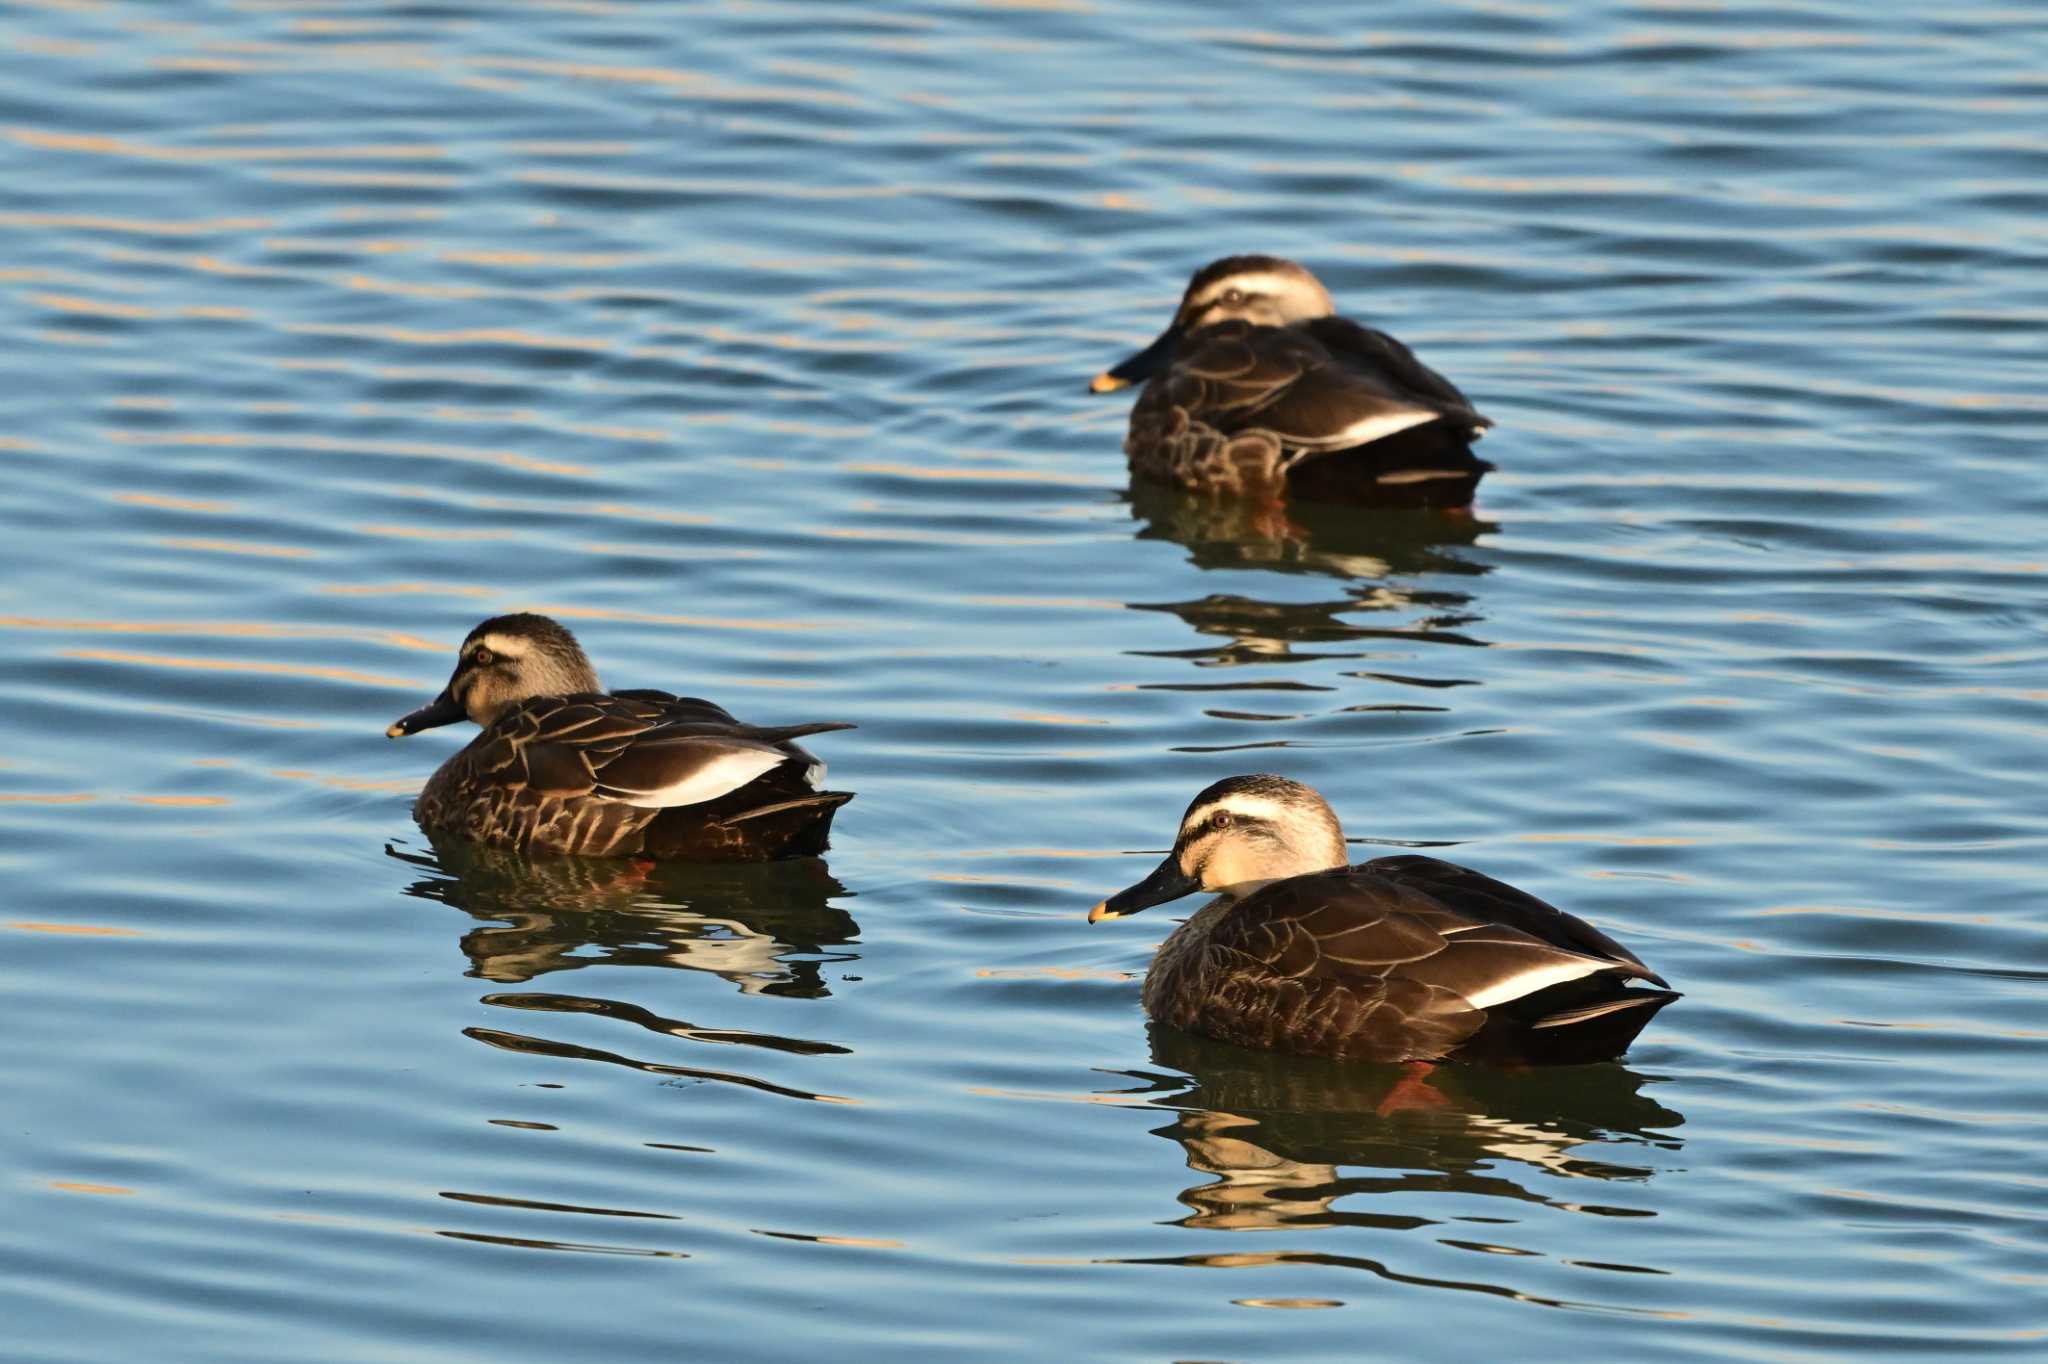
493, 693, 849, 812
1360, 854, 1665, 983
1163, 861, 1667, 1062
615, 690, 855, 746
1157, 321, 1325, 419
1154, 870, 1485, 1061
1129, 323, 1442, 496
1302, 317, 1492, 434
610, 689, 738, 724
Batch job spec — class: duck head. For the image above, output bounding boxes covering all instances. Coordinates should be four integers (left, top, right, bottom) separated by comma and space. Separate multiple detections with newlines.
1088, 774, 1349, 922
1089, 255, 1337, 393
386, 613, 601, 737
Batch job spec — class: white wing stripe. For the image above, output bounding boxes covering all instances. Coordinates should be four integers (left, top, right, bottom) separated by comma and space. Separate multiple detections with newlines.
614, 749, 783, 810
1334, 408, 1438, 446
1463, 957, 1607, 1010
1377, 467, 1471, 485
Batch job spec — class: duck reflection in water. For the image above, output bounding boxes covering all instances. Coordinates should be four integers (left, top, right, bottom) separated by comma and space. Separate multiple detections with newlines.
389, 837, 859, 999
1107, 1026, 1683, 1235
1124, 482, 1493, 672
1128, 479, 1493, 581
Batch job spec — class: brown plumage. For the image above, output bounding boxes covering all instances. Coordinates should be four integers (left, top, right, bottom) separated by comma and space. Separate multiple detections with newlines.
388, 614, 853, 862
1092, 255, 1493, 509
1090, 776, 1677, 1065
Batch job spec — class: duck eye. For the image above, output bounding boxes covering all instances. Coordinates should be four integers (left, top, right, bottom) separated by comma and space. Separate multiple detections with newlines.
1212, 811, 1235, 830
472, 648, 495, 666
1221, 288, 1245, 306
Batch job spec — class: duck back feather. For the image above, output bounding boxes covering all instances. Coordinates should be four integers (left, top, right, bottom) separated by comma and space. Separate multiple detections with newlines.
414, 689, 853, 862
1142, 854, 1674, 1065
1125, 318, 1493, 508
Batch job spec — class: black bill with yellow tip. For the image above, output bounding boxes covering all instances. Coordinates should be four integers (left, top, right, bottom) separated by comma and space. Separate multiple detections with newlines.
1087, 852, 1200, 923
386, 683, 464, 738
1088, 324, 1182, 394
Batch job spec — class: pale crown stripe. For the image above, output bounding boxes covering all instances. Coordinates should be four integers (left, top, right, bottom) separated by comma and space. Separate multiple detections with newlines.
1189, 272, 1327, 310
1180, 794, 1296, 834
473, 632, 533, 657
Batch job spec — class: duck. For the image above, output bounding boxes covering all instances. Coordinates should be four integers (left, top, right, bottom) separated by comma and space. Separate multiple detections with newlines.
1087, 775, 1677, 1065
386, 613, 854, 862
1089, 255, 1494, 509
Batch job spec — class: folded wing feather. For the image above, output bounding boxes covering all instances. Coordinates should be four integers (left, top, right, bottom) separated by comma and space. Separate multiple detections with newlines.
590, 737, 791, 809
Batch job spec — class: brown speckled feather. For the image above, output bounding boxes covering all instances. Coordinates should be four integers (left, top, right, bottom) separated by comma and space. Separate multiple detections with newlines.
1142, 856, 1671, 1064
1126, 319, 1493, 508
413, 690, 853, 862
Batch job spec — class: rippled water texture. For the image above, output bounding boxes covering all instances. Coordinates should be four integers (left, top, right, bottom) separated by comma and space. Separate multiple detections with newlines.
4, 2, 2046, 1358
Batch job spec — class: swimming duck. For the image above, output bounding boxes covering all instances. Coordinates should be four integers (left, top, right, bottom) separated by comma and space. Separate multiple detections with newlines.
1090, 255, 1494, 509
386, 613, 854, 862
1088, 775, 1676, 1065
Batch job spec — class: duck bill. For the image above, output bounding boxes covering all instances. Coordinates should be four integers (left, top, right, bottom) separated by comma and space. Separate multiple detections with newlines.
1087, 853, 1200, 923
386, 683, 464, 738
1089, 325, 1181, 393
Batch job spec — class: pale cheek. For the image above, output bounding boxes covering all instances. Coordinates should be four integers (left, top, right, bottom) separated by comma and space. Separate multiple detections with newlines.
1202, 842, 1260, 888
460, 676, 495, 722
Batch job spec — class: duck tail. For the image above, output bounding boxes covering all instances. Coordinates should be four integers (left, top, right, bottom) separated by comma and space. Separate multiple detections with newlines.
734, 720, 857, 744
1522, 988, 1681, 1064
1457, 980, 1680, 1066
721, 789, 854, 858
719, 790, 855, 825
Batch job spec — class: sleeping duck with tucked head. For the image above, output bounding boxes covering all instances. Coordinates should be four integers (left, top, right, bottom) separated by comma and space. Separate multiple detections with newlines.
1090, 255, 1494, 510
1088, 775, 1677, 1065
387, 613, 854, 862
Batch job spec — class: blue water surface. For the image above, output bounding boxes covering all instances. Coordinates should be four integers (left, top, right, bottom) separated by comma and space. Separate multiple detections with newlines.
2, 2, 2045, 1359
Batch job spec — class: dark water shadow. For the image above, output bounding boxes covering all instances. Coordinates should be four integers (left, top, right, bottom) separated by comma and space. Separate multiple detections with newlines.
1103, 1026, 1684, 1238
1122, 485, 1496, 674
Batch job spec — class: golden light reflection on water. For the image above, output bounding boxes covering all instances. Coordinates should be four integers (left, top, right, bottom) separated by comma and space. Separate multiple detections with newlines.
157, 537, 313, 559
105, 428, 592, 478
284, 322, 611, 353
841, 461, 1106, 488
9, 128, 449, 162
253, 767, 412, 793
354, 524, 513, 542
1004, 711, 1108, 727
476, 499, 710, 527
44, 1182, 136, 1196
541, 604, 834, 634
0, 211, 272, 236
10, 923, 143, 937
1, 616, 442, 651
438, 247, 648, 269
60, 648, 418, 688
